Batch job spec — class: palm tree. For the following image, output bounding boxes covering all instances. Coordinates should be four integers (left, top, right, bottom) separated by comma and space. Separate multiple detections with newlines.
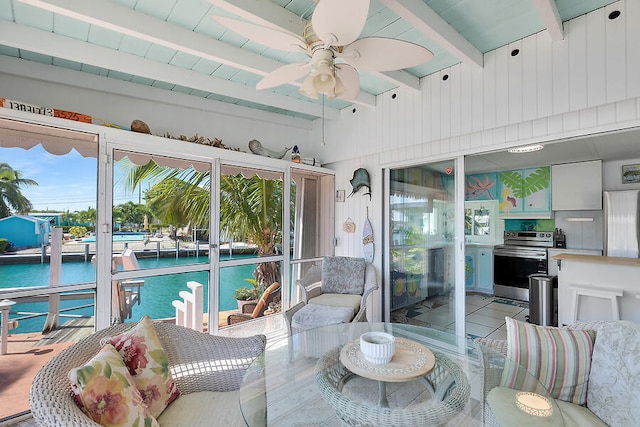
0, 162, 37, 218
125, 160, 283, 285
75, 206, 97, 227
220, 173, 283, 285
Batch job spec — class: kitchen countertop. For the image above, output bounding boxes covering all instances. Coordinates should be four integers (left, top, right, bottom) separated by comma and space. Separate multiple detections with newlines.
552, 253, 640, 267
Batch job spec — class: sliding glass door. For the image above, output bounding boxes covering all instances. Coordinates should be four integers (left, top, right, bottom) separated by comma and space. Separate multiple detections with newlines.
384, 158, 465, 337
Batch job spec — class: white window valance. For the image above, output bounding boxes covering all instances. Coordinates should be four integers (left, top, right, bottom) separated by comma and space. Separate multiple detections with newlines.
0, 117, 97, 157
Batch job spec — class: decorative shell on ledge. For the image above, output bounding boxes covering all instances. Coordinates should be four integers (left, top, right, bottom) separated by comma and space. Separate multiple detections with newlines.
131, 119, 151, 134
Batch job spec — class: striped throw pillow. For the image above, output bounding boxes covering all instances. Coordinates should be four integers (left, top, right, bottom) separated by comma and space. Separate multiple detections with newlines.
502, 316, 595, 405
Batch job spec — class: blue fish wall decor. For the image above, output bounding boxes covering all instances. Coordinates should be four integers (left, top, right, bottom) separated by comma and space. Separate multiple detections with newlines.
348, 168, 371, 200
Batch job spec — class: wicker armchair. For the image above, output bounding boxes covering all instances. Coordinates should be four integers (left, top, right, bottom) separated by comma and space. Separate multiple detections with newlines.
285, 257, 378, 334
30, 320, 266, 427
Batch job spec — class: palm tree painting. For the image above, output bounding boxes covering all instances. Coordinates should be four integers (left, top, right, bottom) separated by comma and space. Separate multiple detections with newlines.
0, 162, 37, 218
499, 167, 550, 213
125, 159, 283, 286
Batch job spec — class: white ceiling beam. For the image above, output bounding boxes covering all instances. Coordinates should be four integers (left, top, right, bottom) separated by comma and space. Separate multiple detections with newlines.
0, 56, 314, 130
15, 0, 374, 109
380, 0, 483, 69
0, 21, 339, 119
15, 0, 278, 76
374, 70, 421, 92
532, 0, 564, 41
17, 0, 375, 109
207, 0, 305, 36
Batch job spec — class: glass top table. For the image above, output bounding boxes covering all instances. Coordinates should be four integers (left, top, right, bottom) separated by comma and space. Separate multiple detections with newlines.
239, 322, 565, 426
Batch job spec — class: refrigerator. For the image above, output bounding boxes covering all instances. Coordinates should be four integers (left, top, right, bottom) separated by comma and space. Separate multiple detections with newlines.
604, 190, 640, 258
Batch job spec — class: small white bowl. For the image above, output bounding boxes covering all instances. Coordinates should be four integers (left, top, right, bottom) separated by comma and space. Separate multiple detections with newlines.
360, 332, 396, 364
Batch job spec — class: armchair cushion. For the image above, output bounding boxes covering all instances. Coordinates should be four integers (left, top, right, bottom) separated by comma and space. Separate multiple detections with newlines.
503, 317, 595, 405
68, 343, 159, 427
308, 293, 361, 313
587, 321, 640, 425
291, 303, 354, 330
321, 256, 366, 295
102, 315, 180, 418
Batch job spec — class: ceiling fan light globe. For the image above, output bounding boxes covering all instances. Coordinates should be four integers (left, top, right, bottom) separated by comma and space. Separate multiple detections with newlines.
299, 75, 319, 99
331, 75, 345, 99
312, 63, 336, 93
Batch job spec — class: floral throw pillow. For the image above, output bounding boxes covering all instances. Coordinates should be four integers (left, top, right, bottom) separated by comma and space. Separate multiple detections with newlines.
68, 343, 159, 427
103, 316, 180, 418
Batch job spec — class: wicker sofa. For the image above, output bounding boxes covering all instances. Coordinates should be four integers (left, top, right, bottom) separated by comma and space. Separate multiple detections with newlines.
30, 321, 266, 427
476, 320, 640, 426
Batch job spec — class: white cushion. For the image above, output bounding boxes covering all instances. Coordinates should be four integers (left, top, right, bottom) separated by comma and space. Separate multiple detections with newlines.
158, 391, 245, 427
308, 293, 361, 312
555, 400, 608, 427
291, 303, 354, 330
587, 321, 640, 426
487, 387, 607, 427
486, 387, 564, 426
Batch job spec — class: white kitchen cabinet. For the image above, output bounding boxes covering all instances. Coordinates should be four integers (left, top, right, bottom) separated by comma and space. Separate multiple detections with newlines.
551, 160, 602, 210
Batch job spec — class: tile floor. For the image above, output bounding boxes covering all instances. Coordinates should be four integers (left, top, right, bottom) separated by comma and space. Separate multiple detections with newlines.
391, 292, 529, 341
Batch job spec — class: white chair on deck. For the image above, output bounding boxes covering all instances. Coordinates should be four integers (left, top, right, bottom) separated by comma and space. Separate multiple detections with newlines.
111, 248, 144, 323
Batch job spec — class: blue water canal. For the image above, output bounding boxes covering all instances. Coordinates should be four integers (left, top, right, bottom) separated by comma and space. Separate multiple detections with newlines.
0, 255, 256, 333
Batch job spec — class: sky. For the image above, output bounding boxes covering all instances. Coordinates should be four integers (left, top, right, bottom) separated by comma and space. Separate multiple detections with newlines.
1, 145, 141, 212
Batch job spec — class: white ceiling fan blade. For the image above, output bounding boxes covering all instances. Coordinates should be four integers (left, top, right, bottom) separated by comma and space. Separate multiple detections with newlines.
335, 64, 360, 101
312, 0, 369, 47
213, 16, 305, 52
256, 62, 311, 90
341, 38, 434, 71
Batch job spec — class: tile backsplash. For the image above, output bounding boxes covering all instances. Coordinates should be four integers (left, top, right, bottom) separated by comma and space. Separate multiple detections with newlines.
553, 210, 604, 251
504, 219, 555, 232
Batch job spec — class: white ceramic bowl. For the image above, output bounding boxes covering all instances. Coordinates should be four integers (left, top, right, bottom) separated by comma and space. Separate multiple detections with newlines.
359, 332, 396, 364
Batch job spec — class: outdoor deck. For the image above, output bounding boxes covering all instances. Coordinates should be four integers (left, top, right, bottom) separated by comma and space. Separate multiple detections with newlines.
0, 318, 95, 420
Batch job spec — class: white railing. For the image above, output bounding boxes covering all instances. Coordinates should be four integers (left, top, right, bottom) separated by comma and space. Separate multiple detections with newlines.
172, 281, 204, 332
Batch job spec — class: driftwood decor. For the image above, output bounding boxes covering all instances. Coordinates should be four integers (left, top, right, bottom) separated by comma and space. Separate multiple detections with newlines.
160, 133, 242, 151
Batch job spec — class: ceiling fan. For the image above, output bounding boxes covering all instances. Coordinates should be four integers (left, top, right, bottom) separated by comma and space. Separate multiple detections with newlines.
212, 0, 433, 101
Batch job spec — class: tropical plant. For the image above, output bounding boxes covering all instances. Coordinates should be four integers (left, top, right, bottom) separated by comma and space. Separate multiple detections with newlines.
74, 206, 97, 227
113, 201, 147, 230
68, 226, 87, 238
0, 162, 37, 218
220, 173, 283, 285
233, 278, 263, 301
124, 160, 283, 285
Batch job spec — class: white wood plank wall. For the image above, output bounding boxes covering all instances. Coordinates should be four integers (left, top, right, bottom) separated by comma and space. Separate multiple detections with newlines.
321, 0, 640, 167
322, 0, 640, 321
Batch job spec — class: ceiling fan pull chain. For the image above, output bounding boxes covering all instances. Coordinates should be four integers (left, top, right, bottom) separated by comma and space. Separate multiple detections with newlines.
322, 95, 326, 147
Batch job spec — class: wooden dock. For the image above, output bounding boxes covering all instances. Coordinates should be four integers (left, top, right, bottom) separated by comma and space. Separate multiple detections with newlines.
36, 317, 95, 346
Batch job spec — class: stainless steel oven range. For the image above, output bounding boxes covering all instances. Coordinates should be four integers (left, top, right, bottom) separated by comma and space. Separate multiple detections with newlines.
493, 231, 554, 301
